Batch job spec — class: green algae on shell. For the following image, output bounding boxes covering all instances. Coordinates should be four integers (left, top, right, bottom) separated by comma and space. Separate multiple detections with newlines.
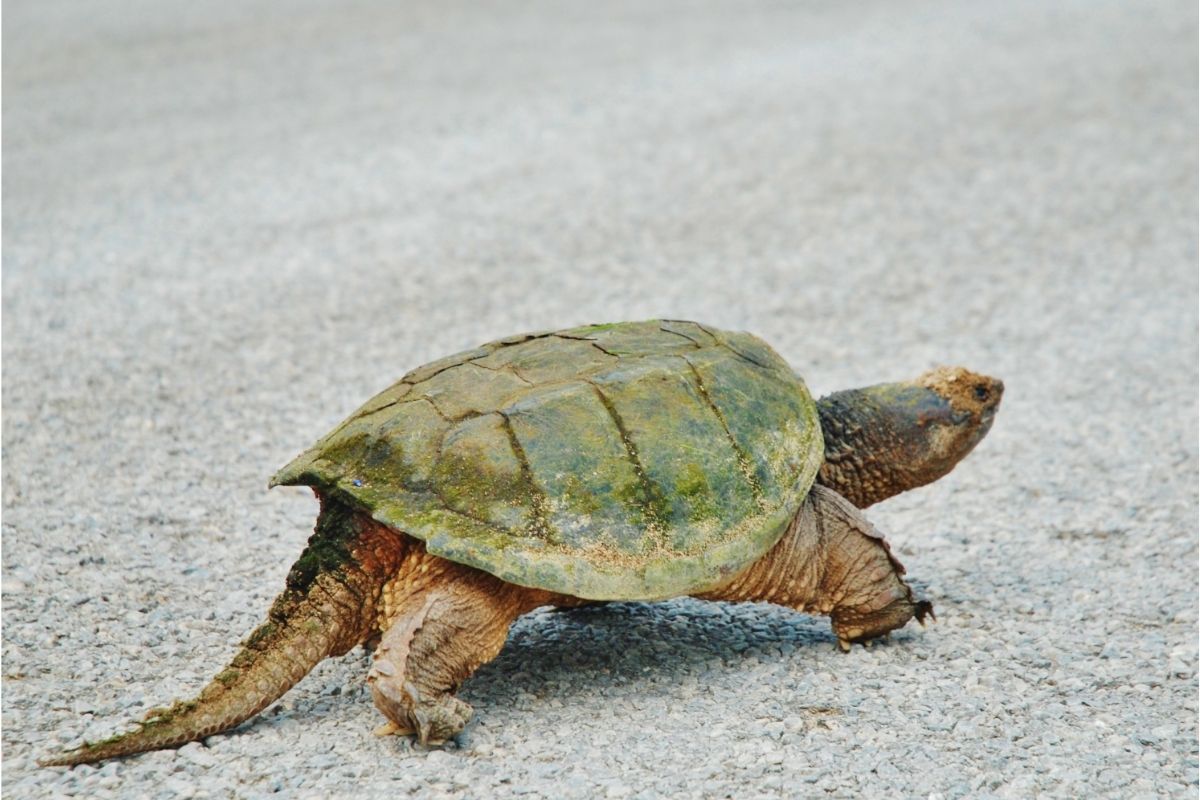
272, 320, 822, 600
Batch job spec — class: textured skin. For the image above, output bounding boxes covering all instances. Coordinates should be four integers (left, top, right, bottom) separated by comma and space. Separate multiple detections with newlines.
362, 486, 925, 742
40, 503, 408, 767
816, 367, 1003, 508
271, 320, 823, 600
699, 485, 931, 644
366, 533, 559, 744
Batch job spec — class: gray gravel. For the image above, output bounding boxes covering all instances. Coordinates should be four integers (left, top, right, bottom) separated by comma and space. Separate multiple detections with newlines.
3, 0, 1197, 797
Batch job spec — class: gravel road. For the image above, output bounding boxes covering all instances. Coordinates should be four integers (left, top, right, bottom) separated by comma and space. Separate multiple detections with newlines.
3, 0, 1197, 797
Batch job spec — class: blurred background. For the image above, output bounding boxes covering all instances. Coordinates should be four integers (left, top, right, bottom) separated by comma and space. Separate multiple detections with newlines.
4, 1, 1196, 797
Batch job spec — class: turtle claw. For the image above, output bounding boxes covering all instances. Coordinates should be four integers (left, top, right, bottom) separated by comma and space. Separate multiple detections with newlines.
837, 638, 852, 653
369, 676, 471, 746
414, 695, 472, 746
373, 721, 414, 737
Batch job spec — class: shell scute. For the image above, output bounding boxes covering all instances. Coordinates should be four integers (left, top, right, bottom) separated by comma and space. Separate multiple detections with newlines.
560, 320, 701, 356
272, 321, 821, 599
586, 356, 757, 546
503, 382, 645, 551
419, 363, 530, 420
473, 336, 617, 384
433, 413, 533, 532
401, 345, 494, 384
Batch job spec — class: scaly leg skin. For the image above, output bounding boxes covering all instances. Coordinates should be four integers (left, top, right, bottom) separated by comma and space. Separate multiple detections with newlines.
697, 484, 933, 650
367, 550, 548, 745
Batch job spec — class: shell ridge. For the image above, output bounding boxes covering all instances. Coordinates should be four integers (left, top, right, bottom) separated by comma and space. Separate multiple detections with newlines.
465, 357, 535, 386
677, 354, 766, 505
717, 340, 774, 370
585, 379, 671, 549
497, 411, 560, 544
655, 323, 705, 348
417, 395, 457, 424
423, 418, 510, 533
402, 343, 496, 384
586, 341, 621, 358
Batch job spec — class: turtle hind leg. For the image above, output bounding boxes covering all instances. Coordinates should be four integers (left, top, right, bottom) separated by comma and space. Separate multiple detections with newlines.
367, 552, 548, 744
696, 484, 930, 649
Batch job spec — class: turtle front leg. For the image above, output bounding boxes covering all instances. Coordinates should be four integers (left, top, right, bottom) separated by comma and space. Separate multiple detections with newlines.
367, 552, 546, 744
697, 484, 932, 649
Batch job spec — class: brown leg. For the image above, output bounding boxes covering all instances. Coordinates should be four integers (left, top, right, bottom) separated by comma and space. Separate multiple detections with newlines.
697, 484, 932, 649
366, 547, 548, 744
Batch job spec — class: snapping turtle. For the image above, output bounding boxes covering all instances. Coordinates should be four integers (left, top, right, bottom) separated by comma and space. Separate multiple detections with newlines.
43, 320, 1002, 765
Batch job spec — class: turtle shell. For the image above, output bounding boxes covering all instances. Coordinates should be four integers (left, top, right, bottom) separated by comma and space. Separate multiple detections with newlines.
272, 320, 822, 600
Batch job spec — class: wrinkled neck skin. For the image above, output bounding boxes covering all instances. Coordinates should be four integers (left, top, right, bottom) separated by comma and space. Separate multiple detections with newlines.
816, 367, 1002, 508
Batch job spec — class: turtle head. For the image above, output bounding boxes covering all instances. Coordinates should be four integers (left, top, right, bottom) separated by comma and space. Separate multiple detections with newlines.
817, 366, 1003, 507
891, 366, 1003, 479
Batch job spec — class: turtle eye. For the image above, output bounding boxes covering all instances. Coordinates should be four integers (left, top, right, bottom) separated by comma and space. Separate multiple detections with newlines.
973, 384, 990, 402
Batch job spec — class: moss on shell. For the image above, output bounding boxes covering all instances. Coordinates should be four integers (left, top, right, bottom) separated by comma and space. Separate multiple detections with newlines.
271, 320, 822, 599
675, 462, 720, 523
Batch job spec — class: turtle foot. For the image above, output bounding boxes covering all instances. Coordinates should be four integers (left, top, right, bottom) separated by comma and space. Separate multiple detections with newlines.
368, 674, 472, 745
409, 690, 473, 745
373, 720, 415, 737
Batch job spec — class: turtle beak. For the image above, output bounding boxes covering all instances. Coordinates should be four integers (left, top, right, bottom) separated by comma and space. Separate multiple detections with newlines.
879, 368, 1004, 482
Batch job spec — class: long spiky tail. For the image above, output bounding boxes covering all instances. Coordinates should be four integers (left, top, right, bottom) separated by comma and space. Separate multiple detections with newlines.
42, 501, 404, 768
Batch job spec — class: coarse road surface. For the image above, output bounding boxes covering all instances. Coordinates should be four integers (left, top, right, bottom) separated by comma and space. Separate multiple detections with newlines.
3, 0, 1197, 797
